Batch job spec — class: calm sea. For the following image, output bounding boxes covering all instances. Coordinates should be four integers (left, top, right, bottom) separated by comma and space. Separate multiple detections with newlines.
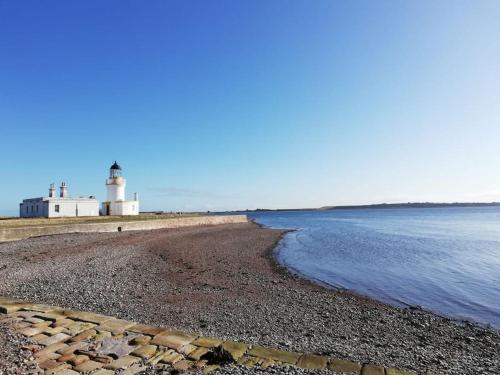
248, 207, 500, 329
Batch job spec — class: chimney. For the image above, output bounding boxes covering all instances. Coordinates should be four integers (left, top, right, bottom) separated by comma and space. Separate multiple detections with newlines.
49, 183, 56, 198
60, 182, 68, 198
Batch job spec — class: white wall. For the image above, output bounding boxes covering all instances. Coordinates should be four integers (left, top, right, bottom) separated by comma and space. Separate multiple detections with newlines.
117, 200, 139, 215
20, 198, 99, 218
106, 177, 126, 202
48, 199, 99, 218
102, 200, 139, 216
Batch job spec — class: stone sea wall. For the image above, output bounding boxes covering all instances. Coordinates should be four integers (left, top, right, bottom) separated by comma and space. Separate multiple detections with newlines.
0, 215, 247, 242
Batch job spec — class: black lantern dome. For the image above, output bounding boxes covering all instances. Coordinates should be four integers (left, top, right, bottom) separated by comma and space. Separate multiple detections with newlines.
110, 161, 122, 178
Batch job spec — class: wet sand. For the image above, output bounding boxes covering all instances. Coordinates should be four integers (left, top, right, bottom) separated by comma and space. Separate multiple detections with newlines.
0, 222, 498, 374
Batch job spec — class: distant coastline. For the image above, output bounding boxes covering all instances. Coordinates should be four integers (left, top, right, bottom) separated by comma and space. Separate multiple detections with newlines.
321, 202, 500, 210
241, 202, 500, 212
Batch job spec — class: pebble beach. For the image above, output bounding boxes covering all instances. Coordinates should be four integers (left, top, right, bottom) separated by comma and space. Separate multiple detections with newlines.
0, 222, 499, 374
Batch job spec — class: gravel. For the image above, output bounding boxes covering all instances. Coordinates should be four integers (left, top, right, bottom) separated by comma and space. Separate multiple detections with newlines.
0, 222, 499, 374
0, 323, 41, 375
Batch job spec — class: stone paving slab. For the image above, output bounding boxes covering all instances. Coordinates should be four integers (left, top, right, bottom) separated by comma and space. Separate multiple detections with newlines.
0, 297, 445, 374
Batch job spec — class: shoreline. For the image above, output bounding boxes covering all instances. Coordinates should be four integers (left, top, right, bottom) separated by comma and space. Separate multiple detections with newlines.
1, 223, 499, 374
265, 227, 391, 308
267, 226, 498, 333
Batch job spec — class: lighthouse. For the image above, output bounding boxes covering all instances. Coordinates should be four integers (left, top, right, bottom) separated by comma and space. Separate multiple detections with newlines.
101, 161, 139, 216
106, 161, 126, 202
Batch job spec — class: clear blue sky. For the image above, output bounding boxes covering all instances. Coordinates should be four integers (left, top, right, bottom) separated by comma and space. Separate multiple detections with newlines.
1, 1, 499, 215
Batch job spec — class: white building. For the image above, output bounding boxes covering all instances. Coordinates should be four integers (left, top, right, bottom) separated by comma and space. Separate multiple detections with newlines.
101, 161, 139, 216
20, 183, 99, 218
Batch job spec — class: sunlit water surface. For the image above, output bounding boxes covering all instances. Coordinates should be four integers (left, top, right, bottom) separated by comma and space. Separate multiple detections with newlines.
248, 207, 500, 328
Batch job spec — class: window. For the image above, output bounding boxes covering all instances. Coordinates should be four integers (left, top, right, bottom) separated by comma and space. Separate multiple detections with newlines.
36, 205, 38, 212
55, 204, 60, 213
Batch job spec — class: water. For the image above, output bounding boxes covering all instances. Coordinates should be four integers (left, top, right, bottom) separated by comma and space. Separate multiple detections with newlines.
248, 207, 500, 329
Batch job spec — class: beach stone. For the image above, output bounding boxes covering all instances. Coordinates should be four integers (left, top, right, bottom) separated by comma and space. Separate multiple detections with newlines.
32, 321, 52, 329
97, 337, 135, 357
97, 318, 135, 334
329, 358, 362, 373
129, 334, 151, 345
173, 359, 194, 371
24, 317, 45, 324
36, 352, 60, 363
12, 310, 36, 318
34, 311, 66, 321
94, 331, 113, 342
57, 352, 76, 362
52, 318, 75, 328
93, 354, 114, 364
194, 359, 208, 368
12, 321, 31, 330
77, 349, 100, 359
261, 358, 276, 368
58, 341, 88, 355
0, 301, 31, 313
151, 331, 196, 350
203, 365, 221, 374
221, 341, 248, 360
39, 333, 71, 346
247, 345, 301, 364
44, 363, 72, 374
54, 370, 79, 375
193, 336, 223, 348
131, 344, 157, 359
122, 363, 147, 375
361, 364, 385, 375
38, 359, 60, 369
21, 326, 43, 337
69, 354, 90, 366
31, 333, 49, 343
160, 350, 184, 364
91, 370, 115, 375
386, 369, 418, 375
75, 360, 104, 372
179, 343, 198, 355
297, 353, 328, 369
64, 310, 113, 324
34, 342, 68, 358
70, 329, 97, 342
42, 326, 67, 336
24, 304, 58, 313
188, 346, 210, 360
147, 350, 167, 365
65, 321, 96, 335
128, 323, 166, 336
105, 355, 139, 370
238, 356, 262, 368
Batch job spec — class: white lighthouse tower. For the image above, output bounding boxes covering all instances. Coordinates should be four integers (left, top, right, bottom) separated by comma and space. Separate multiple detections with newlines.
102, 161, 139, 216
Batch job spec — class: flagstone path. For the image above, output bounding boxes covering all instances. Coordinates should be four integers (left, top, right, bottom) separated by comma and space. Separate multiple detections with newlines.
0, 297, 442, 375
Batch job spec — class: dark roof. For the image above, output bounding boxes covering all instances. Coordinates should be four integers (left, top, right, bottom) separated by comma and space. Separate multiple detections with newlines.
110, 161, 122, 170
